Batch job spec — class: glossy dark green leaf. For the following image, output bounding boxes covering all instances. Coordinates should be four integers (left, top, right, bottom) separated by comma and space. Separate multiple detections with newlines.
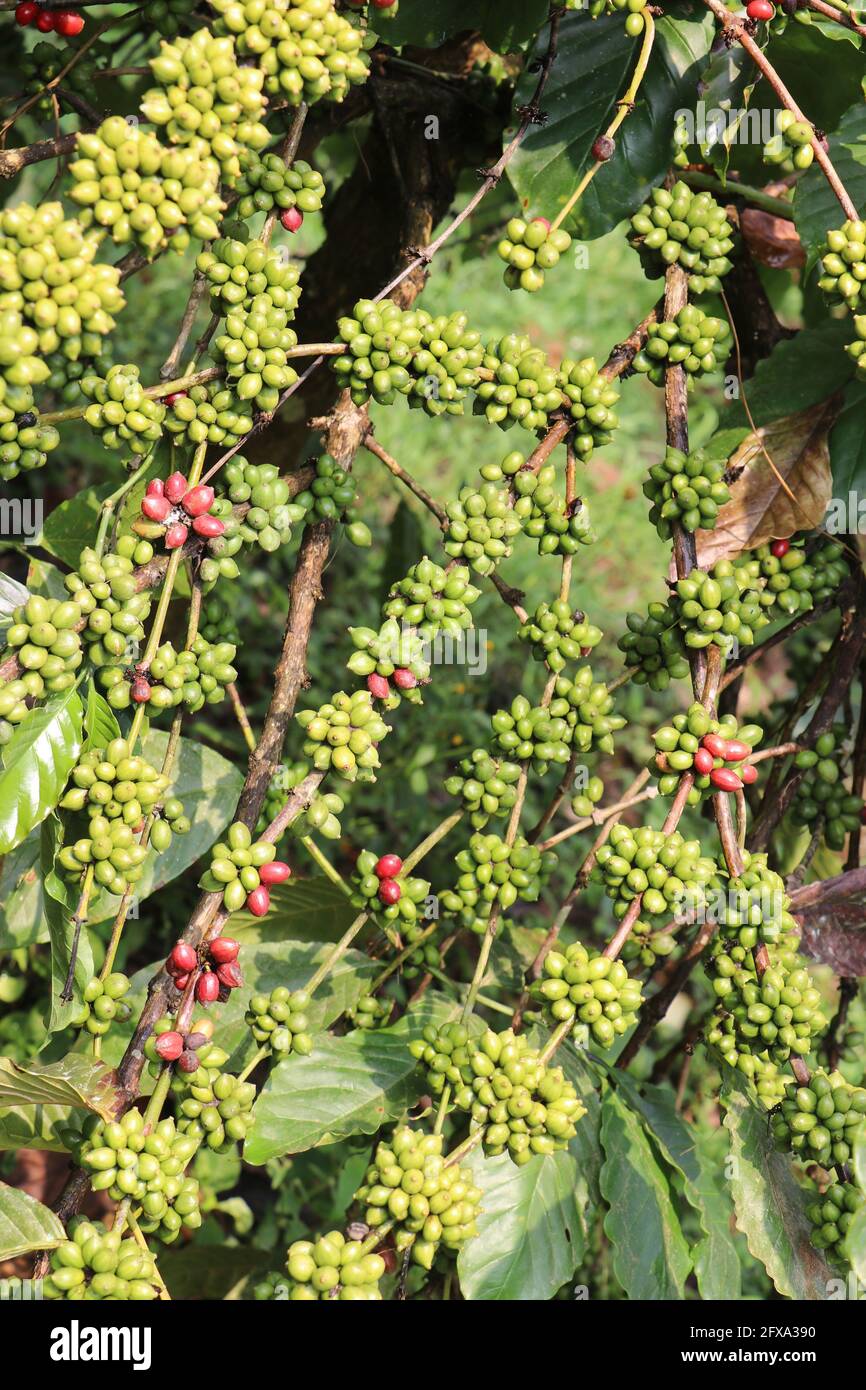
83, 682, 122, 750
508, 11, 715, 240
0, 687, 83, 854
457, 1148, 586, 1301
721, 1069, 834, 1299
0, 829, 43, 950
766, 26, 864, 137
42, 814, 94, 1032
829, 379, 866, 499
384, 0, 548, 50
0, 1103, 71, 1153
230, 877, 358, 944
718, 318, 854, 429
599, 1084, 691, 1299
39, 483, 114, 569
0, 1183, 65, 1261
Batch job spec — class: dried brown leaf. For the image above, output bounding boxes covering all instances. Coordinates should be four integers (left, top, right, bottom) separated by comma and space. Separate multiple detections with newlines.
694, 398, 837, 569
741, 207, 805, 271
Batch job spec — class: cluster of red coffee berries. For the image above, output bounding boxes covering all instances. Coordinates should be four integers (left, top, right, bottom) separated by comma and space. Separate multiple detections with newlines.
366, 670, 418, 701
374, 853, 403, 905
15, 2, 84, 34
165, 936, 243, 1004
746, 0, 775, 18
141, 473, 225, 550
695, 733, 758, 791
152, 1020, 213, 1071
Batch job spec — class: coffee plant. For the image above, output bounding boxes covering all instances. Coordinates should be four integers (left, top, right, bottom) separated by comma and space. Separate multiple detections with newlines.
2, 0, 866, 1317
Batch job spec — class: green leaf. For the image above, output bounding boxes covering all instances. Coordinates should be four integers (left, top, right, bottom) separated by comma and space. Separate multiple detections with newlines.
244, 996, 452, 1163
829, 378, 866, 498
101, 939, 377, 1071
617, 1075, 741, 1300
83, 682, 121, 750
846, 1204, 866, 1284
0, 1103, 71, 1152
599, 1084, 692, 1299
721, 1069, 835, 1299
0, 829, 44, 950
766, 28, 865, 137
42, 814, 93, 1033
550, 1039, 604, 1210
508, 11, 715, 240
230, 877, 358, 944
384, 0, 548, 50
457, 1148, 586, 1301
718, 318, 854, 430
694, 45, 758, 174
38, 482, 115, 569
0, 1183, 65, 1261
794, 105, 866, 265
0, 1054, 117, 1118
0, 687, 83, 853
851, 1120, 866, 1192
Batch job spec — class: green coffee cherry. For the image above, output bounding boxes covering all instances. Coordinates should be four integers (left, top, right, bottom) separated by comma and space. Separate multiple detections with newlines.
349, 993, 393, 1030
64, 539, 153, 669
72, 1109, 197, 1211
570, 773, 605, 820
557, 357, 620, 458
297, 689, 390, 782
716, 852, 798, 948
818, 219, 866, 313
497, 216, 572, 294
356, 1127, 481, 1268
555, 668, 626, 754
443, 481, 523, 575
1, 596, 85, 731
444, 749, 522, 828
246, 985, 315, 1058
519, 458, 597, 556
618, 598, 690, 690
224, 454, 306, 552
629, 180, 735, 294
762, 110, 814, 173
100, 636, 237, 715
199, 821, 277, 911
490, 696, 572, 774
383, 557, 480, 641
518, 600, 603, 673
474, 333, 562, 433
42, 1216, 161, 1301
705, 934, 827, 1068
674, 559, 770, 653
772, 1069, 866, 1169
73, 973, 131, 1037
643, 444, 730, 537
283, 1230, 385, 1301
293, 453, 368, 543
791, 727, 862, 849
806, 1181, 865, 1267
164, 381, 254, 450
532, 941, 643, 1048
752, 537, 849, 618
81, 363, 165, 460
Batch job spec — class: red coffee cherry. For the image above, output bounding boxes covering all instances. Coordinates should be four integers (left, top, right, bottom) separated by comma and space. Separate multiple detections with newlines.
168, 941, 198, 975
15, 2, 39, 24
154, 1030, 184, 1062
375, 854, 402, 879
216, 961, 243, 990
181, 484, 215, 517
367, 673, 391, 700
177, 1049, 200, 1073
740, 763, 758, 785
592, 135, 616, 162
746, 0, 775, 18
191, 514, 225, 538
164, 471, 189, 504
131, 676, 152, 704
723, 739, 752, 761
172, 971, 190, 990
710, 767, 742, 792
54, 9, 85, 34
195, 972, 220, 1004
142, 494, 171, 523
164, 392, 187, 406
378, 879, 402, 905
165, 521, 190, 549
35, 8, 55, 29
246, 885, 271, 917
770, 538, 790, 558
280, 207, 304, 233
701, 733, 729, 759
258, 861, 291, 885
209, 936, 240, 964
393, 668, 417, 690
693, 747, 715, 775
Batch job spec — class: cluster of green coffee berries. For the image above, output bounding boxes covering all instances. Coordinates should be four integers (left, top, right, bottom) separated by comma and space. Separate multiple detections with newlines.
139, 1173, 203, 1244
72, 1109, 197, 1211
415, 1026, 585, 1165
69, 118, 224, 258
490, 696, 572, 775
556, 668, 626, 755
234, 149, 325, 221
714, 852, 797, 949
199, 593, 240, 648
283, 1232, 384, 1300
65, 539, 153, 670
620, 916, 677, 970
595, 823, 718, 924
587, 0, 650, 35
174, 1054, 257, 1152
651, 704, 763, 803
41, 1217, 161, 1301
791, 729, 862, 850
355, 1127, 482, 1268
21, 39, 102, 119
80, 363, 166, 459
2, 595, 84, 712
439, 833, 553, 935
400, 918, 444, 981
629, 182, 735, 294
497, 215, 572, 293
532, 941, 643, 1048
199, 820, 285, 914
444, 749, 522, 828
211, 0, 371, 108
674, 560, 768, 653
762, 110, 814, 172
644, 444, 731, 537
818, 220, 866, 312
807, 1181, 865, 1265
164, 380, 254, 449
244, 985, 313, 1057
518, 601, 603, 673
618, 599, 691, 690
0, 378, 59, 479
705, 935, 827, 1066
197, 235, 301, 316
845, 315, 866, 379
772, 1070, 866, 1170
332, 299, 484, 416
557, 357, 620, 458
475, 334, 561, 433
753, 537, 849, 616
211, 300, 299, 411
294, 453, 370, 544
145, 0, 199, 35
297, 689, 390, 782
382, 557, 480, 641
350, 849, 430, 923
58, 740, 183, 894
0, 310, 49, 392
348, 992, 393, 1030
141, 29, 269, 182
223, 455, 306, 551
570, 772, 605, 820
294, 785, 346, 840
443, 482, 523, 576
45, 350, 112, 403
73, 973, 131, 1037
524, 485, 596, 557
634, 306, 730, 387
0, 202, 125, 365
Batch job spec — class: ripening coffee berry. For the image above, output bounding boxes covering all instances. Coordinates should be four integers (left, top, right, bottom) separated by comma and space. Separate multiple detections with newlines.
375, 854, 402, 879
771, 538, 790, 558
246, 885, 271, 917
208, 937, 240, 964
164, 472, 188, 504
196, 972, 220, 1004
154, 1031, 185, 1062
280, 208, 304, 233
259, 861, 291, 885
746, 0, 774, 17
379, 879, 402, 905
169, 941, 197, 976
367, 673, 391, 699
165, 522, 189, 549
